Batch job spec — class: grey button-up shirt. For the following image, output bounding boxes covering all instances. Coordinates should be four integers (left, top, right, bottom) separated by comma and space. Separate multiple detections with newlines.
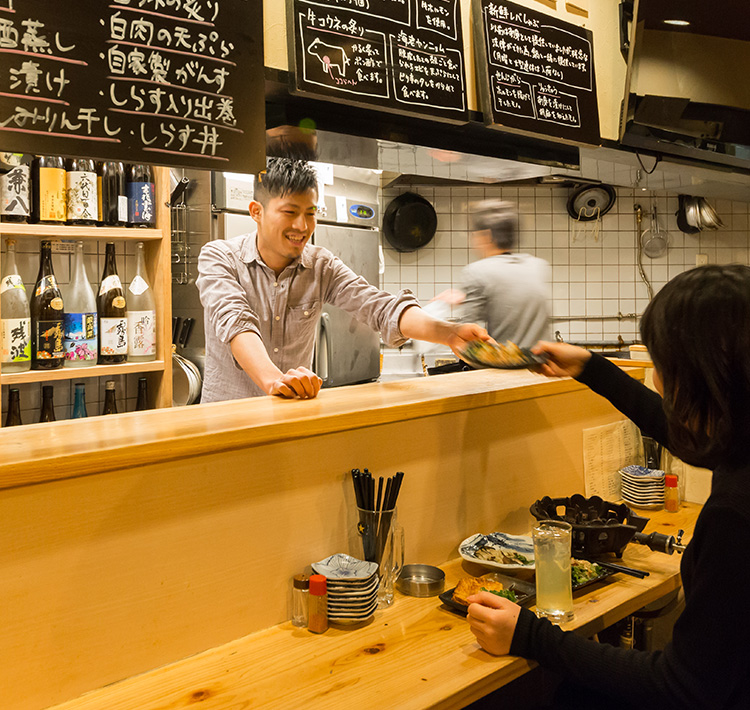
196, 232, 418, 402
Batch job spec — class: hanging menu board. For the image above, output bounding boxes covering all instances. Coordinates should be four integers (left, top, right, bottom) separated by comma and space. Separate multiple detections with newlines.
473, 0, 600, 144
0, 0, 265, 172
288, 0, 468, 123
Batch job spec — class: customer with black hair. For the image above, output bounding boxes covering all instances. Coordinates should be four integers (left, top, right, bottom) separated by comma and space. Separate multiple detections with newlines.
197, 158, 490, 402
458, 200, 550, 349
466, 264, 750, 709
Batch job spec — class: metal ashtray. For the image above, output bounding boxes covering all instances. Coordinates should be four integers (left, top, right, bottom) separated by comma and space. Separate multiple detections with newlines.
396, 564, 445, 597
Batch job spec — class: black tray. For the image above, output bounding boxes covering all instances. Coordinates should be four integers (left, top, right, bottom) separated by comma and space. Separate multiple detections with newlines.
440, 568, 614, 616
439, 573, 535, 616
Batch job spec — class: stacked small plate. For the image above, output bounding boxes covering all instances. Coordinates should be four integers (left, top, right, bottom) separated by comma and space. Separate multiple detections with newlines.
620, 465, 665, 509
312, 553, 379, 624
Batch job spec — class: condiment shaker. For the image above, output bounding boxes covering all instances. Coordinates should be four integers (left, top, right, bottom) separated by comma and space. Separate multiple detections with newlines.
292, 574, 309, 628
665, 474, 679, 512
308, 574, 328, 634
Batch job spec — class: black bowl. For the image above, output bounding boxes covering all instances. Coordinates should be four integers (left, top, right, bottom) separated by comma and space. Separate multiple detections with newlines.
530, 494, 650, 558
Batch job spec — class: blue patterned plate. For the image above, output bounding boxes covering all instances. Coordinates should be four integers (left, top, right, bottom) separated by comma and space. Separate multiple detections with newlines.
312, 553, 379, 580
459, 532, 535, 570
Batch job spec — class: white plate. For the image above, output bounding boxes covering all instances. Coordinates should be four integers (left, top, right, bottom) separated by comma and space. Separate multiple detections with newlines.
327, 578, 379, 597
312, 554, 378, 580
459, 532, 535, 570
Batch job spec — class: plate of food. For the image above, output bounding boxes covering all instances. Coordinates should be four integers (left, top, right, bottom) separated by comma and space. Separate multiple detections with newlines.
459, 532, 536, 570
459, 340, 547, 370
440, 562, 613, 616
439, 573, 535, 615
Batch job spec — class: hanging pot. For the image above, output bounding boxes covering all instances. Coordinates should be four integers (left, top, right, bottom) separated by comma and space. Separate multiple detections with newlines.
567, 183, 617, 221
383, 192, 438, 252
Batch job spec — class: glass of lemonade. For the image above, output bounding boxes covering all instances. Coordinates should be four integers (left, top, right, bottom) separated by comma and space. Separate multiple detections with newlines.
533, 520, 574, 623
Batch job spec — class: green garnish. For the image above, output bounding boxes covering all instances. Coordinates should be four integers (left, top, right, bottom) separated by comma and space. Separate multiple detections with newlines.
481, 587, 517, 602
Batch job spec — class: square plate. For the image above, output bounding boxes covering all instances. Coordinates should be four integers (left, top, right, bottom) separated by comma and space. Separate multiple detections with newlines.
459, 532, 535, 570
439, 565, 614, 616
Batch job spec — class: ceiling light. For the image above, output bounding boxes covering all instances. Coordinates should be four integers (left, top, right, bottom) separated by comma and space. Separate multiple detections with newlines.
663, 19, 690, 26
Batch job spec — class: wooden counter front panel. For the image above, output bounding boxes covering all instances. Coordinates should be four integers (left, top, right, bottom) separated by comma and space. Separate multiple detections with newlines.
0, 386, 624, 710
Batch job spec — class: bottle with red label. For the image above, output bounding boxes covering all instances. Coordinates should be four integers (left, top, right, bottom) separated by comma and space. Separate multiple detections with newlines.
66, 158, 98, 225
97, 242, 127, 364
30, 241, 65, 370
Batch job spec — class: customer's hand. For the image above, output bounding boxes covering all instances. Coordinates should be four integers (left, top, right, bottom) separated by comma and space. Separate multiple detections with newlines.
269, 367, 322, 399
466, 592, 522, 656
445, 323, 494, 359
532, 341, 592, 379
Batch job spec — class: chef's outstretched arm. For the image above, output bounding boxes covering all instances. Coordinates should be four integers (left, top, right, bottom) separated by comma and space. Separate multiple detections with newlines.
230, 331, 322, 399
398, 305, 492, 358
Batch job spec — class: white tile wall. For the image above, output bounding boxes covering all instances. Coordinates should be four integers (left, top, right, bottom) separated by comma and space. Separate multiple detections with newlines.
1, 239, 149, 422
381, 184, 750, 344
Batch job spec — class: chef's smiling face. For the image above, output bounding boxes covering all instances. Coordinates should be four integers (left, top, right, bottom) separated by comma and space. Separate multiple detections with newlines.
250, 188, 318, 274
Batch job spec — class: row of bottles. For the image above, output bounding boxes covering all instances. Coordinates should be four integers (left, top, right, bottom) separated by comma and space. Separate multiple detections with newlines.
1, 153, 155, 227
1, 239, 156, 371
4, 377, 149, 425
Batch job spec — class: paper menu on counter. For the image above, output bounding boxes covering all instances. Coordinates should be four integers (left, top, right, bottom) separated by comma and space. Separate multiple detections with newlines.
582, 420, 644, 500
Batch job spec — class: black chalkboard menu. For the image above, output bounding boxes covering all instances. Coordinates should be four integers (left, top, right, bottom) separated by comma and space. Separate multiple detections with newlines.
472, 0, 600, 145
287, 0, 468, 123
0, 0, 265, 172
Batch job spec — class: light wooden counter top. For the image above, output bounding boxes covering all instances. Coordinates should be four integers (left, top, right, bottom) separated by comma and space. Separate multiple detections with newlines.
0, 366, 643, 492
47, 504, 695, 710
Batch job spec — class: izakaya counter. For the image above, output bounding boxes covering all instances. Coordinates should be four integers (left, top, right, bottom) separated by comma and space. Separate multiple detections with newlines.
0, 366, 646, 710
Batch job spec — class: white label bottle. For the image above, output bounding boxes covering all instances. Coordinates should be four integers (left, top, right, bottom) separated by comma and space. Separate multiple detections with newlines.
127, 241, 156, 362
1, 238, 31, 372
98, 242, 127, 364
63, 241, 98, 367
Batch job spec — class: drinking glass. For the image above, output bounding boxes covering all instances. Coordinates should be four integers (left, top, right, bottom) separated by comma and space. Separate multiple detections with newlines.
533, 520, 574, 623
356, 507, 404, 608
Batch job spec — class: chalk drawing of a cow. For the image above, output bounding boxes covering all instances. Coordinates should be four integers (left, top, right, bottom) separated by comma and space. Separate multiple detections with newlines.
307, 37, 350, 78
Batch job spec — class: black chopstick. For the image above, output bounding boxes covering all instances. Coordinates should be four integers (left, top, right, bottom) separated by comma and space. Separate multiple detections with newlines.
587, 558, 650, 579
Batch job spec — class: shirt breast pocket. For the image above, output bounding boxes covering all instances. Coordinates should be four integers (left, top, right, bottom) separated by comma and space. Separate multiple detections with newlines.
286, 302, 320, 343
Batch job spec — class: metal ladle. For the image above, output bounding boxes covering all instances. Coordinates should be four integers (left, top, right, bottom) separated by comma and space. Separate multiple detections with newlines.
641, 205, 669, 258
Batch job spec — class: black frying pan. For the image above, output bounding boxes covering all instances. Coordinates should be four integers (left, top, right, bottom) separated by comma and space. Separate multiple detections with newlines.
382, 192, 438, 252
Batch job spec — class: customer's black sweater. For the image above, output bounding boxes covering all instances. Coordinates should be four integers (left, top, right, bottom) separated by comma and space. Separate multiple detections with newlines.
509, 354, 750, 709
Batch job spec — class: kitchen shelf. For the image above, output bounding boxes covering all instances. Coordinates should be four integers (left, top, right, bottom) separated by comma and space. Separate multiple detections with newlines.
1, 360, 165, 386
1, 167, 173, 418
0, 224, 163, 240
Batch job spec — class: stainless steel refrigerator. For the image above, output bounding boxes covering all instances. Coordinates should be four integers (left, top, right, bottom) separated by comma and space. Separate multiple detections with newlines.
211, 170, 382, 388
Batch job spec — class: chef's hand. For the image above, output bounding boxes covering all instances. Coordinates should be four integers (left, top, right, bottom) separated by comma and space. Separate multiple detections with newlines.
466, 592, 522, 656
269, 367, 322, 399
532, 341, 592, 379
445, 323, 494, 359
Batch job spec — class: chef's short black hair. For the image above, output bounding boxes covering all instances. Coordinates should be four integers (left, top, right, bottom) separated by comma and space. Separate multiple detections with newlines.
641, 264, 750, 469
255, 158, 318, 206
470, 200, 518, 250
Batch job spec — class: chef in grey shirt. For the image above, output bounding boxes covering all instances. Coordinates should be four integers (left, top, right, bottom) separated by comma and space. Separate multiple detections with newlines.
458, 200, 551, 349
197, 158, 490, 402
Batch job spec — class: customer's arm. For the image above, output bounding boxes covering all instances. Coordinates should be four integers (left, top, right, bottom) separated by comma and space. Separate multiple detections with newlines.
534, 342, 668, 446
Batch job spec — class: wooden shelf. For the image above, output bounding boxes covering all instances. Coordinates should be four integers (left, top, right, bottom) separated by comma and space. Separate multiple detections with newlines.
1, 360, 166, 385
0, 224, 163, 240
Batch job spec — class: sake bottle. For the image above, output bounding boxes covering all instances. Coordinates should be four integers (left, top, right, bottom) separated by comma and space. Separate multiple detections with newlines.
66, 157, 97, 225
0, 152, 32, 223
98, 242, 127, 364
39, 385, 56, 423
99, 161, 127, 226
135, 376, 149, 410
71, 382, 88, 418
101, 380, 118, 415
127, 164, 156, 227
4, 387, 22, 426
63, 241, 98, 367
31, 241, 65, 370
1, 238, 31, 372
35, 155, 66, 224
127, 242, 156, 362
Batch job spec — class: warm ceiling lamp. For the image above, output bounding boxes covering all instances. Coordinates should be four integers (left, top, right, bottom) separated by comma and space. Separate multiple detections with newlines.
663, 19, 691, 26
